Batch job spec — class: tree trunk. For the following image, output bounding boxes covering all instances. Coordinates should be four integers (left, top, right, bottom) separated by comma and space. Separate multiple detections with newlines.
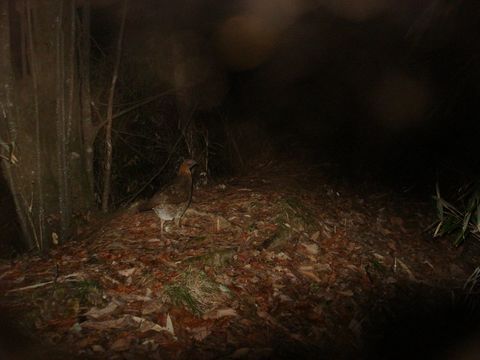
79, 2, 95, 194
0, 0, 94, 251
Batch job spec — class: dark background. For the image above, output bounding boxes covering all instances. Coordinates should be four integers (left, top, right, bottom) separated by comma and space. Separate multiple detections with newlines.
90, 0, 480, 190
1, 0, 480, 254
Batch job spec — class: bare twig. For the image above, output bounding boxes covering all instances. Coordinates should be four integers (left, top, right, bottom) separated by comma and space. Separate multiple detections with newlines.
26, 0, 45, 248
124, 115, 195, 205
101, 0, 128, 212
92, 88, 180, 138
6, 272, 86, 293
55, 0, 69, 241
80, 2, 95, 191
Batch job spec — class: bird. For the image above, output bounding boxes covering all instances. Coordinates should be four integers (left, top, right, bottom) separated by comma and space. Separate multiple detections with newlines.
137, 159, 197, 235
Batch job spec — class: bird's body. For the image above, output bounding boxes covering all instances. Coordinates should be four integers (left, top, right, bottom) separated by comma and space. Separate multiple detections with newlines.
138, 159, 197, 234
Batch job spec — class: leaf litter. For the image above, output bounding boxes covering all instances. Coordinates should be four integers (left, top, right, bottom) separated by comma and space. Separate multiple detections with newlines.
1, 161, 480, 359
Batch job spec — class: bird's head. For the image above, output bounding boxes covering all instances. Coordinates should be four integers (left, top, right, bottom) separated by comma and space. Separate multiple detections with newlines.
178, 159, 197, 176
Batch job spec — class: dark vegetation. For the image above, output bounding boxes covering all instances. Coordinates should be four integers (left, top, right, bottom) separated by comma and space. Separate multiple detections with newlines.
1, 0, 480, 358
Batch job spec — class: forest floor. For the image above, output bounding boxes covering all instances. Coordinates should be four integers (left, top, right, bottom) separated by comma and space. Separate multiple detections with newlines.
1, 160, 480, 359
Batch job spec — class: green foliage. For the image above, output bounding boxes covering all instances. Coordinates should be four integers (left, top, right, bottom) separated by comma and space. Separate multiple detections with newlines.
72, 279, 103, 305
163, 268, 228, 316
433, 181, 480, 246
164, 282, 203, 315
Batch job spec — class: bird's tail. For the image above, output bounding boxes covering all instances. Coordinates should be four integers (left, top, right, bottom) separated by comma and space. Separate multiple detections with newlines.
124, 200, 144, 214
136, 199, 153, 212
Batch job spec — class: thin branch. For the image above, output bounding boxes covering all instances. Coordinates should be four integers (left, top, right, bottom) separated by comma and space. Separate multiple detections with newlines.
92, 88, 179, 139
55, 0, 68, 241
79, 2, 95, 192
6, 272, 86, 293
26, 0, 45, 249
101, 0, 128, 212
124, 114, 194, 205
66, 0, 75, 143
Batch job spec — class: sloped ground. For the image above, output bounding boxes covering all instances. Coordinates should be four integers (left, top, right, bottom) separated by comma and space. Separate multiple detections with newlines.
1, 161, 480, 359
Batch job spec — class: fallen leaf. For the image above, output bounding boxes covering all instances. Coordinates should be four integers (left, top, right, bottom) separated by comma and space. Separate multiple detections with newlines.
257, 311, 280, 327
203, 308, 238, 320
141, 300, 165, 315
190, 326, 211, 341
76, 336, 97, 348
302, 243, 319, 255
165, 313, 175, 336
345, 264, 358, 272
81, 317, 129, 331
91, 345, 105, 353
299, 265, 315, 271
138, 318, 165, 333
111, 336, 132, 352
299, 270, 321, 282
118, 267, 137, 277
275, 252, 291, 260
85, 302, 118, 320
338, 290, 354, 297
298, 265, 322, 282
316, 263, 332, 272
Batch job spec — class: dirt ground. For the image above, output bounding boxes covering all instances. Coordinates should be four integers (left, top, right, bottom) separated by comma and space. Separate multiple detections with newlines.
1, 161, 479, 359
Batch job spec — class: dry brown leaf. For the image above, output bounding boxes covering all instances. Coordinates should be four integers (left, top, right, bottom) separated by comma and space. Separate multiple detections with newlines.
257, 310, 280, 327
275, 252, 291, 260
299, 269, 321, 282
203, 307, 238, 320
165, 314, 175, 336
298, 265, 315, 271
76, 336, 97, 348
118, 267, 137, 277
81, 317, 129, 331
111, 336, 132, 352
141, 300, 165, 315
190, 326, 211, 341
345, 264, 359, 272
85, 302, 118, 320
316, 263, 332, 272
379, 227, 393, 236
138, 318, 166, 333
91, 345, 105, 353
337, 290, 354, 297
301, 243, 319, 255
